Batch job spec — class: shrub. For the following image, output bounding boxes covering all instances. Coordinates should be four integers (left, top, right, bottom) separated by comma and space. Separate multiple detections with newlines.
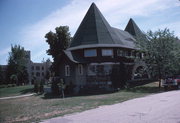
0, 85, 7, 88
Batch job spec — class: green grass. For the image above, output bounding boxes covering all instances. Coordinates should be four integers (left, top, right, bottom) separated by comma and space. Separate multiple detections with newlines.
0, 85, 34, 98
0, 82, 162, 123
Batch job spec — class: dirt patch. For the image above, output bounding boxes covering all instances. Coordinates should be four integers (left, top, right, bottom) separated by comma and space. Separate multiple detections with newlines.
12, 116, 32, 123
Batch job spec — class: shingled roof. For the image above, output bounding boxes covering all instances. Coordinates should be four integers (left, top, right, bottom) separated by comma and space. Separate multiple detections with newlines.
125, 18, 144, 38
69, 3, 136, 49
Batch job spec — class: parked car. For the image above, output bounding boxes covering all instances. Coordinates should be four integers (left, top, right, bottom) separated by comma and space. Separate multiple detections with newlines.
174, 75, 180, 89
162, 76, 180, 90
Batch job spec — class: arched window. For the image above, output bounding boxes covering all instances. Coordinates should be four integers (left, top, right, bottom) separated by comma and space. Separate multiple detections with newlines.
78, 64, 83, 75
65, 65, 70, 76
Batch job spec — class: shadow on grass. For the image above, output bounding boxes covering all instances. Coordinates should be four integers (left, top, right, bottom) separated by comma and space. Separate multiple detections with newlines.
20, 88, 34, 94
125, 86, 162, 93
42, 93, 61, 99
42, 90, 114, 100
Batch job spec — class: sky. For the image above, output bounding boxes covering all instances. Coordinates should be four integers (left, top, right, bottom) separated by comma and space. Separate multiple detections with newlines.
0, 0, 180, 65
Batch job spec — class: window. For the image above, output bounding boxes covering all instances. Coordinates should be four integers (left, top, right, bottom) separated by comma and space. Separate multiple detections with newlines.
84, 49, 97, 57
31, 66, 34, 70
42, 67, 44, 70
88, 65, 96, 75
42, 72, 44, 76
65, 65, 70, 76
124, 51, 129, 56
117, 49, 124, 56
131, 51, 135, 57
78, 64, 83, 75
32, 72, 34, 76
136, 52, 140, 58
36, 72, 40, 77
102, 49, 113, 56
36, 66, 40, 70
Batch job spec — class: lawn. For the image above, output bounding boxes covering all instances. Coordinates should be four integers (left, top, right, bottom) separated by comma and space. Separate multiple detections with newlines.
0, 82, 162, 123
0, 85, 34, 98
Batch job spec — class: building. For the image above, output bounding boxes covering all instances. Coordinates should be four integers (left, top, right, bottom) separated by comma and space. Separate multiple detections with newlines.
30, 61, 51, 84
24, 51, 51, 84
0, 51, 51, 84
58, 3, 150, 93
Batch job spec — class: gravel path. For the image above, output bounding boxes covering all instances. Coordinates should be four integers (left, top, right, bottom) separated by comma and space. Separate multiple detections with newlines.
42, 90, 180, 123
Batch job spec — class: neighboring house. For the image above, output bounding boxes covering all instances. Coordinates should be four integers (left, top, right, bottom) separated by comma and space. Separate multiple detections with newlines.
58, 3, 150, 93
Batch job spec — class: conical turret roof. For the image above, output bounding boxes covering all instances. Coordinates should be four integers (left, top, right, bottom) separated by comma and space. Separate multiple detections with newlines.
125, 18, 143, 37
69, 3, 137, 50
70, 3, 116, 47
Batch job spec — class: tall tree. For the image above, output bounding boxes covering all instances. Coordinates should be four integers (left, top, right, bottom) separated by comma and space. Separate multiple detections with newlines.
45, 26, 71, 75
136, 28, 180, 88
6, 45, 28, 85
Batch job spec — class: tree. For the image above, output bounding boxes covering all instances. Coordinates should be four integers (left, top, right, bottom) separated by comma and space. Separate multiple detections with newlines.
45, 26, 71, 75
51, 78, 60, 95
59, 79, 65, 98
6, 45, 28, 85
10, 74, 18, 85
136, 28, 180, 88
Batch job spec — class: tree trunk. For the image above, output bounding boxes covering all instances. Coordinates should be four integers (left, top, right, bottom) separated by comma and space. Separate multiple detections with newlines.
61, 89, 65, 99
158, 65, 161, 89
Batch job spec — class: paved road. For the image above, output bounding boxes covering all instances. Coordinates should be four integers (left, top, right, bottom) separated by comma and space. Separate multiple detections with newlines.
42, 90, 180, 123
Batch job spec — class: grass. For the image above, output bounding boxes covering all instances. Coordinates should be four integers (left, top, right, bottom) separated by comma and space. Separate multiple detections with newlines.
0, 82, 162, 123
0, 85, 34, 98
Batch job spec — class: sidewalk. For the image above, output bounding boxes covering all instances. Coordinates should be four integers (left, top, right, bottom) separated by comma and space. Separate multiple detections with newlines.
0, 93, 35, 100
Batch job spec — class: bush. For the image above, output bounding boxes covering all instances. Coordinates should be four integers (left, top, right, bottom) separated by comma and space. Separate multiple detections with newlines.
0, 85, 7, 88
34, 80, 45, 94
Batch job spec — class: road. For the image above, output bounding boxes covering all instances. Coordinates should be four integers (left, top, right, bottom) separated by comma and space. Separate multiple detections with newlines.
42, 90, 180, 123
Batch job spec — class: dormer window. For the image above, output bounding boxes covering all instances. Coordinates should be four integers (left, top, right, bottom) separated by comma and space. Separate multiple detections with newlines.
102, 49, 113, 56
84, 49, 97, 57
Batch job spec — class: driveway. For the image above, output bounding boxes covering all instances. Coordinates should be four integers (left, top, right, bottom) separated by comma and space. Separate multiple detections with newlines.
42, 90, 180, 123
